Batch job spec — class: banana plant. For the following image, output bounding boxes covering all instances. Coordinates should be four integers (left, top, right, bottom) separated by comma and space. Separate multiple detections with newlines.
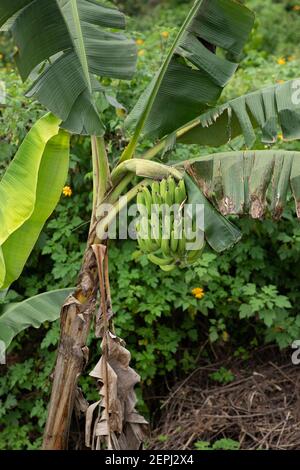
1, 0, 300, 451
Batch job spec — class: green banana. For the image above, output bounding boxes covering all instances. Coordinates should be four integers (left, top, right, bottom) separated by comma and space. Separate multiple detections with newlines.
137, 236, 149, 253
152, 181, 160, 195
140, 216, 150, 239
160, 264, 176, 272
178, 232, 186, 256
186, 248, 203, 265
167, 176, 176, 203
146, 237, 160, 252
137, 190, 145, 208
138, 210, 161, 251
165, 189, 173, 206
160, 179, 168, 201
152, 191, 161, 207
178, 179, 187, 203
147, 253, 174, 267
161, 237, 171, 257
150, 208, 161, 242
175, 186, 184, 206
142, 186, 152, 215
173, 217, 183, 241
170, 230, 179, 254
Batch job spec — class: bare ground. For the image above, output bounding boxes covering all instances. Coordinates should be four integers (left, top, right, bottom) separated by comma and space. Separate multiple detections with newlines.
149, 347, 300, 450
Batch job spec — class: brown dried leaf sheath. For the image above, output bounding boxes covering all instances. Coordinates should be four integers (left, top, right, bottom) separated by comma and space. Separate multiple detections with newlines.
86, 245, 148, 450
86, 334, 148, 450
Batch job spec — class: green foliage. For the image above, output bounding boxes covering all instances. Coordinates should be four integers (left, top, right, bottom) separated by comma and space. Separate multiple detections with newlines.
246, 0, 300, 57
1, 0, 300, 450
0, 353, 54, 449
209, 367, 235, 385
0, 68, 43, 166
195, 438, 240, 450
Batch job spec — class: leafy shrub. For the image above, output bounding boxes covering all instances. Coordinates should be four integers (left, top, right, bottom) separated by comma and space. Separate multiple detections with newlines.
195, 438, 240, 451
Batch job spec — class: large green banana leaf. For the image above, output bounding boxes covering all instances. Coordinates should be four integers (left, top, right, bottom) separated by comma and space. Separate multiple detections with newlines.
0, 0, 137, 135
0, 113, 70, 288
184, 150, 300, 220
125, 0, 254, 141
0, 288, 73, 348
176, 79, 300, 148
184, 174, 242, 252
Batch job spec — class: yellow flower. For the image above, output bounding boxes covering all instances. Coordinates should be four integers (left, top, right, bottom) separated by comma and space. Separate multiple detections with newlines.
136, 38, 145, 46
278, 133, 283, 141
62, 185, 72, 197
277, 79, 285, 84
222, 331, 230, 343
192, 287, 205, 299
161, 31, 169, 39
116, 107, 126, 118
138, 49, 145, 57
293, 5, 300, 11
277, 57, 286, 65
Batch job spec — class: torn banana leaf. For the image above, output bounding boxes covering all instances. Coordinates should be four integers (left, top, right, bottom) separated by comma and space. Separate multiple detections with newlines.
0, 113, 70, 288
184, 150, 300, 219
184, 174, 242, 252
126, 0, 254, 139
177, 79, 300, 148
1, 0, 137, 135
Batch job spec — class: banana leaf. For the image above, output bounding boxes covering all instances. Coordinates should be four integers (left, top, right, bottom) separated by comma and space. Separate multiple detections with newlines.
184, 150, 300, 219
0, 0, 137, 135
0, 288, 73, 348
184, 174, 242, 252
177, 79, 300, 148
126, 0, 254, 140
0, 114, 70, 288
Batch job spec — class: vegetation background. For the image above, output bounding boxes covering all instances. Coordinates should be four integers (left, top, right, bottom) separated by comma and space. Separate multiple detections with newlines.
0, 0, 300, 449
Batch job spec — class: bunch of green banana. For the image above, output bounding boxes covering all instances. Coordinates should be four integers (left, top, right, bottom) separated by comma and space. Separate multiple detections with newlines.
136, 176, 205, 271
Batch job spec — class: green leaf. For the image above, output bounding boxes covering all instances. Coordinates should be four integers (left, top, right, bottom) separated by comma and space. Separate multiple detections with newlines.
0, 114, 70, 288
184, 150, 300, 220
275, 296, 292, 309
212, 439, 239, 450
0, 288, 73, 348
239, 304, 253, 319
177, 79, 300, 148
125, 0, 254, 142
184, 174, 242, 253
1, 0, 137, 135
259, 309, 276, 328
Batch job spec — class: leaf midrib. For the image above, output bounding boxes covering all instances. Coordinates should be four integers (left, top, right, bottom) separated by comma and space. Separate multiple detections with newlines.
60, 0, 92, 94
